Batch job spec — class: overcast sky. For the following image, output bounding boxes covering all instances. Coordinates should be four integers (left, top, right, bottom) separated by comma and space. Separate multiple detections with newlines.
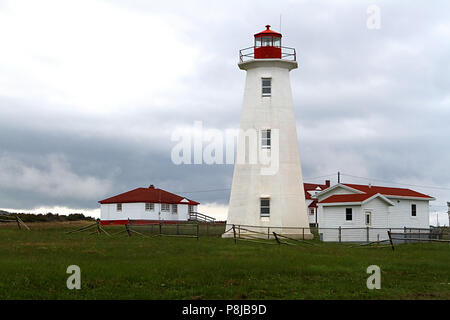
0, 0, 449, 224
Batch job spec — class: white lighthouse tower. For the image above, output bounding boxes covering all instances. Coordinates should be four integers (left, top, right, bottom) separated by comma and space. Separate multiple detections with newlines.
224, 25, 312, 239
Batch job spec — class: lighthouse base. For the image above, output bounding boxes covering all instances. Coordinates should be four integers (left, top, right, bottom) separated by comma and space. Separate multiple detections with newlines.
222, 225, 314, 240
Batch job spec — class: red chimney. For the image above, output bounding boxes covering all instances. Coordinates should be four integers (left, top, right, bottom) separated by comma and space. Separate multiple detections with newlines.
325, 180, 330, 187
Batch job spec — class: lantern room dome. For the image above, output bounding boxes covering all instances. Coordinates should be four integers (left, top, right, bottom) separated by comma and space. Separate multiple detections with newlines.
254, 25, 282, 38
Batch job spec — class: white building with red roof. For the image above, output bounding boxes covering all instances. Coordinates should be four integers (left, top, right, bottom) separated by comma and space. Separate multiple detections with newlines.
98, 185, 199, 225
314, 183, 435, 242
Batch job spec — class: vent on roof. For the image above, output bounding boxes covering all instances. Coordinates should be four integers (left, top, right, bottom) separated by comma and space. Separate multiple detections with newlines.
149, 185, 155, 189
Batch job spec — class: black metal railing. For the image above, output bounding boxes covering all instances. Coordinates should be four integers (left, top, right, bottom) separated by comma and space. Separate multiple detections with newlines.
239, 46, 296, 63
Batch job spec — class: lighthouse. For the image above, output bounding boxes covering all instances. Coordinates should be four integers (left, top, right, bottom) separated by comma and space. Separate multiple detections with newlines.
223, 25, 312, 239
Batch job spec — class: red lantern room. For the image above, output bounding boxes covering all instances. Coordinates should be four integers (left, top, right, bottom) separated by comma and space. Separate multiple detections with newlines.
254, 25, 282, 59
239, 25, 296, 63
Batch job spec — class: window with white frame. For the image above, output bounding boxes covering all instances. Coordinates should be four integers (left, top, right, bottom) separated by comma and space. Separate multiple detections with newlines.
116, 203, 122, 212
411, 204, 417, 217
346, 208, 352, 221
172, 204, 178, 214
145, 203, 154, 211
261, 129, 271, 150
260, 198, 270, 217
365, 211, 372, 226
161, 203, 170, 212
188, 205, 195, 214
309, 208, 315, 215
262, 78, 271, 97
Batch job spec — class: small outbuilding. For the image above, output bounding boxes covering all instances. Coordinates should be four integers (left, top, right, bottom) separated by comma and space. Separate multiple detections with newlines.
315, 183, 435, 242
99, 185, 199, 225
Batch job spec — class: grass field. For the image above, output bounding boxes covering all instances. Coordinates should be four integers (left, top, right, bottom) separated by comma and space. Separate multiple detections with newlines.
0, 222, 449, 300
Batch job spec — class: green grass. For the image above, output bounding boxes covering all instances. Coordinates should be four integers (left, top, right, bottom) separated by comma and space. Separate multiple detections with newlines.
0, 222, 449, 300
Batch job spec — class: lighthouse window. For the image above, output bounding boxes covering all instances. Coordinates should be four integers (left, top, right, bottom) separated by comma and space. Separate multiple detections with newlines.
255, 37, 262, 48
260, 198, 270, 217
273, 37, 281, 47
261, 129, 271, 149
261, 37, 272, 47
262, 78, 271, 96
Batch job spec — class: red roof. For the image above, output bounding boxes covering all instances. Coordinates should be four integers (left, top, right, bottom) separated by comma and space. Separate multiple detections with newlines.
99, 185, 200, 205
343, 184, 433, 199
319, 193, 375, 204
254, 25, 282, 38
304, 182, 330, 200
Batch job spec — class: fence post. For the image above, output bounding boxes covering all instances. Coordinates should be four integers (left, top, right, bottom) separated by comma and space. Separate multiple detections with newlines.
267, 227, 270, 240
196, 223, 199, 240
338, 226, 342, 243
404, 226, 407, 244
366, 227, 370, 243
16, 216, 21, 230
302, 228, 305, 240
159, 223, 162, 236
232, 224, 237, 244
206, 223, 209, 236
176, 223, 179, 235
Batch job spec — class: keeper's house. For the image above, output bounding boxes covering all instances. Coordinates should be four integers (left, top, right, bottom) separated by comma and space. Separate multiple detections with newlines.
99, 185, 199, 225
316, 183, 435, 242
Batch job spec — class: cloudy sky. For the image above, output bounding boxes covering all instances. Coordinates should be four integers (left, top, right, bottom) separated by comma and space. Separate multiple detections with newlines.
0, 0, 449, 224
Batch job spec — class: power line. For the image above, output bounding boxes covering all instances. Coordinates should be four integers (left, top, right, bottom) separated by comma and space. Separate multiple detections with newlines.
340, 172, 450, 191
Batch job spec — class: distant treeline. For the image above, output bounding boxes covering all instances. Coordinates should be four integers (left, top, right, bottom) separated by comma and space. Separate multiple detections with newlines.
0, 210, 95, 222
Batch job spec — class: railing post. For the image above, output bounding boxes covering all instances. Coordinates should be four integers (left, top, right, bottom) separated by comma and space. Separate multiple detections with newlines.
232, 224, 237, 244
302, 228, 305, 240
159, 223, 162, 236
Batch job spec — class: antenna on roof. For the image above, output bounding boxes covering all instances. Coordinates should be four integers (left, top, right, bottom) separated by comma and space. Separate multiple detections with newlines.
279, 14, 282, 33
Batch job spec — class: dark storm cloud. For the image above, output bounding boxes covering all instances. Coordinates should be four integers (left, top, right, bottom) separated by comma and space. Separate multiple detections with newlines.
0, 0, 449, 215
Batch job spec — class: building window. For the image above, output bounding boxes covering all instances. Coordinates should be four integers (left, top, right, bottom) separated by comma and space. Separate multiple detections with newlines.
262, 78, 271, 97
260, 198, 270, 217
188, 205, 195, 214
172, 204, 178, 214
145, 203, 154, 211
161, 203, 170, 212
365, 212, 371, 226
411, 204, 417, 217
309, 208, 314, 215
346, 208, 352, 221
261, 129, 271, 149
116, 203, 122, 212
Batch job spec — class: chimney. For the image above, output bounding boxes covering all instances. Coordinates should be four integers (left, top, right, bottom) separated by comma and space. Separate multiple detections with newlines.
325, 180, 330, 187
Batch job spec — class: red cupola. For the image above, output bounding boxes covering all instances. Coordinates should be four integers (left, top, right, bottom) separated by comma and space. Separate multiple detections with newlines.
254, 25, 282, 59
